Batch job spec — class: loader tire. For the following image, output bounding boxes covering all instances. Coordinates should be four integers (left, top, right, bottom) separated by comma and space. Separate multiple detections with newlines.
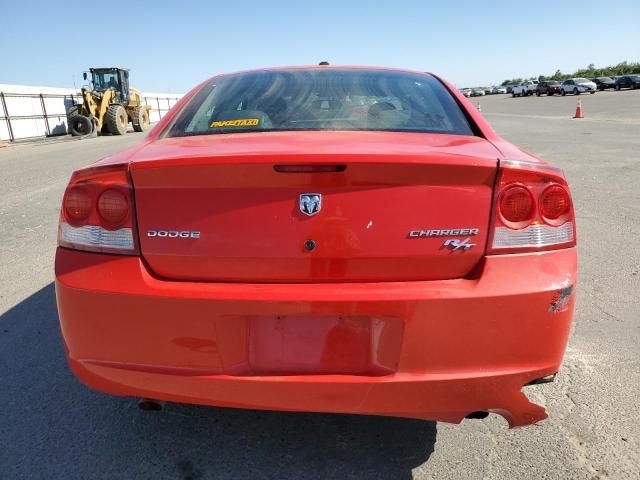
68, 115, 93, 137
105, 105, 128, 135
132, 106, 150, 132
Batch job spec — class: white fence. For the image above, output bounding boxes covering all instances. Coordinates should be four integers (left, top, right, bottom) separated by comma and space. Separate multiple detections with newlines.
0, 84, 183, 142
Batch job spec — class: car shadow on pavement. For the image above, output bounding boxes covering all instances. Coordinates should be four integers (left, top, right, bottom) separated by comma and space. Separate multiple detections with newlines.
0, 283, 437, 480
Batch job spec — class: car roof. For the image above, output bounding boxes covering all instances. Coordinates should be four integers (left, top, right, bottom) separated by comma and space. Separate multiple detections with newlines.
206, 65, 435, 81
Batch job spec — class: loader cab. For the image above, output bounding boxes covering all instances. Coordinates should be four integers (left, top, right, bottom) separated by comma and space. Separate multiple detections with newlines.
86, 68, 130, 103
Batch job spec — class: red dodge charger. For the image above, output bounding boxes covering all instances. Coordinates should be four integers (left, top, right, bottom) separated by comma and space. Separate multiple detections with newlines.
55, 66, 577, 428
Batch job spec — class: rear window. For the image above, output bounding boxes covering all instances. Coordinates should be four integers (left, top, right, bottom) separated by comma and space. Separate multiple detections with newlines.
165, 69, 474, 137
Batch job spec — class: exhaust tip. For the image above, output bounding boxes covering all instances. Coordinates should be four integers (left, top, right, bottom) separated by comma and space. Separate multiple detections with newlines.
137, 398, 164, 411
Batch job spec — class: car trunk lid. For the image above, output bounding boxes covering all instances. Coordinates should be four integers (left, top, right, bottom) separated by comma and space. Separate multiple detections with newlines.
131, 131, 499, 282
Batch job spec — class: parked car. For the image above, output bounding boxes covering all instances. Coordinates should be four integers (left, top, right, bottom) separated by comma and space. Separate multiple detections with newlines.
536, 81, 562, 96
483, 87, 492, 95
591, 77, 616, 91
493, 86, 507, 94
560, 78, 596, 95
460, 88, 473, 97
512, 81, 537, 97
55, 66, 577, 428
614, 75, 640, 90
505, 84, 517, 94
471, 88, 485, 97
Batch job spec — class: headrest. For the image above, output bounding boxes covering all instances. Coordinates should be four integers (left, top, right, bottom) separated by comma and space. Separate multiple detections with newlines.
367, 102, 408, 129
368, 102, 396, 117
311, 99, 343, 111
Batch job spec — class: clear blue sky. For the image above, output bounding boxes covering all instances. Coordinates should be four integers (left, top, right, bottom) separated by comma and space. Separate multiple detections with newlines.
1, 0, 638, 92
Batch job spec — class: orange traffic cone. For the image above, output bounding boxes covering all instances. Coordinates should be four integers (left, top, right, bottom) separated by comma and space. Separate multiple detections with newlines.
477, 103, 481, 112
573, 100, 583, 119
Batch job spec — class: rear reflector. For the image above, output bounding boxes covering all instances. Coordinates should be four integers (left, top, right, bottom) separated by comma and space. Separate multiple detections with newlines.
58, 164, 139, 255
488, 159, 576, 254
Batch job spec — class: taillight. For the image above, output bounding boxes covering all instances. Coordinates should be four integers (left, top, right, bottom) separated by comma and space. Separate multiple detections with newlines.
488, 159, 576, 254
540, 185, 570, 220
58, 164, 139, 255
64, 187, 92, 224
97, 188, 130, 227
499, 185, 534, 224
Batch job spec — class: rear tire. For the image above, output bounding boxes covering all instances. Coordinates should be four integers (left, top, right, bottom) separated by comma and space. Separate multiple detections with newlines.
105, 105, 128, 135
68, 115, 93, 137
615, 84, 620, 91
131, 106, 150, 132
573, 87, 580, 95
561, 89, 566, 96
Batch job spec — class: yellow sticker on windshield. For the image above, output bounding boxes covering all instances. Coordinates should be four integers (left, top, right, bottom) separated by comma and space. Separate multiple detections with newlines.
210, 118, 260, 128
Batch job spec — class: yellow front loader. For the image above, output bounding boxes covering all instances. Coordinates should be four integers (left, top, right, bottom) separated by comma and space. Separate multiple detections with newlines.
67, 67, 152, 137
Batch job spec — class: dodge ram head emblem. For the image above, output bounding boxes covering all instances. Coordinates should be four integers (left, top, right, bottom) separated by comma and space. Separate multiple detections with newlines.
299, 193, 322, 216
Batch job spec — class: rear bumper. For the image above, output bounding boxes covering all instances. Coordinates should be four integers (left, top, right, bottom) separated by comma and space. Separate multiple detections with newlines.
55, 247, 577, 427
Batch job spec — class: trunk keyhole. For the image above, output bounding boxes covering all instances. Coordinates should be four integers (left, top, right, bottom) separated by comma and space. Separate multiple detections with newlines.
304, 240, 317, 252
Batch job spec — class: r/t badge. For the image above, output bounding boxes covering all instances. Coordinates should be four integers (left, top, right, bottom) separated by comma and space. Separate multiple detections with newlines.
443, 238, 476, 251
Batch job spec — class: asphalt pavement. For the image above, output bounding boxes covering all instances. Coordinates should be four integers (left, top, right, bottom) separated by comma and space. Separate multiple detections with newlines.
1, 90, 639, 479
